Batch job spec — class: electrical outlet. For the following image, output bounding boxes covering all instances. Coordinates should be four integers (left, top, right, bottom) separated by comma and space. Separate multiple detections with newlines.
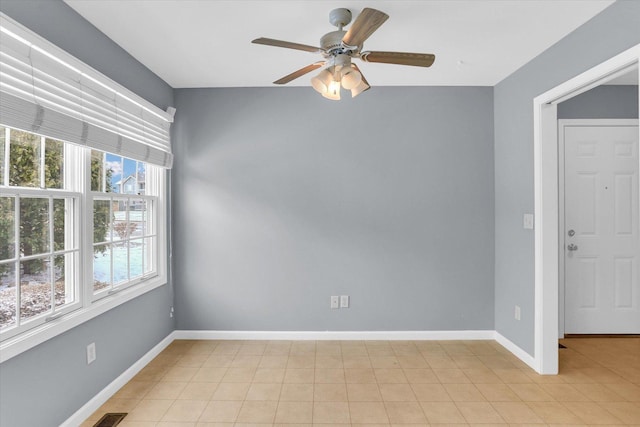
169, 306, 174, 318
515, 305, 521, 321
87, 342, 96, 365
340, 295, 349, 308
330, 296, 340, 309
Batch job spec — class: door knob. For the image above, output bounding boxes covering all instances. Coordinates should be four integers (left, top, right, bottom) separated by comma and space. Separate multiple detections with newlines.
567, 243, 578, 251
568, 229, 575, 237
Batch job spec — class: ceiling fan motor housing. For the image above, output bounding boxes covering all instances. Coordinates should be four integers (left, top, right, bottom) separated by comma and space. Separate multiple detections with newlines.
320, 30, 348, 54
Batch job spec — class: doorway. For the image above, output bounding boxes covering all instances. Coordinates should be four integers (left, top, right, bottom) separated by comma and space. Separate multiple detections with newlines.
532, 44, 640, 374
559, 119, 639, 335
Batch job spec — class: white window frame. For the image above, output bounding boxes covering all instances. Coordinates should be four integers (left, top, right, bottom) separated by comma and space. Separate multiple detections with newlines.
0, 130, 167, 363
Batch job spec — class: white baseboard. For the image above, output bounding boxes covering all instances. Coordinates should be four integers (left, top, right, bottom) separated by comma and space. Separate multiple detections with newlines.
174, 329, 496, 341
494, 331, 537, 371
60, 331, 176, 427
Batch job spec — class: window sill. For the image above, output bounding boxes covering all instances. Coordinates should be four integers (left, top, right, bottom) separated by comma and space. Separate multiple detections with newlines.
0, 276, 167, 363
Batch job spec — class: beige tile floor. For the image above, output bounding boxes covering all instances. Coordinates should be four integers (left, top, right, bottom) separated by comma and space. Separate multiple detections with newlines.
81, 337, 640, 426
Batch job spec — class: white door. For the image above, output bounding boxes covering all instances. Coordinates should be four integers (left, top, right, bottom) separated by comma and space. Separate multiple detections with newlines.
563, 120, 640, 334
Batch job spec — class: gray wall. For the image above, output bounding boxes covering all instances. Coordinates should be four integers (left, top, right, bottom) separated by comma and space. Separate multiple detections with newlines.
494, 0, 640, 355
173, 86, 495, 332
558, 85, 639, 119
0, 1, 175, 426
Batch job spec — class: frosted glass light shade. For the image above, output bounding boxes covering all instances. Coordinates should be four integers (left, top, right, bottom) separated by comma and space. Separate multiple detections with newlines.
341, 67, 362, 90
351, 78, 370, 98
311, 69, 333, 94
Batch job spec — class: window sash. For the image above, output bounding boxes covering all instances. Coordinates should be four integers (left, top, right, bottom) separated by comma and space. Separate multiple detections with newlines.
90, 194, 159, 299
0, 192, 81, 340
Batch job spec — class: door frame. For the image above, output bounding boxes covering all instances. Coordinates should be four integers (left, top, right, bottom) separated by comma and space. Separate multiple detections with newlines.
558, 119, 640, 338
532, 43, 640, 374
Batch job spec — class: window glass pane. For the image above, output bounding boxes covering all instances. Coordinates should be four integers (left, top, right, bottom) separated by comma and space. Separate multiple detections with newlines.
113, 220, 136, 241
53, 198, 67, 251
0, 262, 16, 330
113, 242, 129, 285
0, 196, 15, 260
54, 254, 73, 308
9, 130, 40, 188
93, 244, 111, 292
0, 126, 5, 185
93, 199, 112, 244
20, 257, 52, 321
113, 200, 131, 243
20, 198, 50, 256
121, 158, 137, 194
92, 151, 148, 196
91, 150, 104, 192
129, 238, 143, 280
44, 138, 64, 189
130, 199, 146, 238
137, 162, 146, 195
106, 154, 122, 193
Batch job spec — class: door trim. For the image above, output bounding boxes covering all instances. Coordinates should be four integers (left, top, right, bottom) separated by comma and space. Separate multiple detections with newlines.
558, 119, 640, 338
533, 43, 640, 374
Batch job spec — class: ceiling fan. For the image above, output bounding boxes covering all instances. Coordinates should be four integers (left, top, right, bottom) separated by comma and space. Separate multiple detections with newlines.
252, 7, 435, 100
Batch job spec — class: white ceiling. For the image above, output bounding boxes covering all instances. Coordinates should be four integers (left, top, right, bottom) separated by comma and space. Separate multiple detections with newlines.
64, 0, 615, 88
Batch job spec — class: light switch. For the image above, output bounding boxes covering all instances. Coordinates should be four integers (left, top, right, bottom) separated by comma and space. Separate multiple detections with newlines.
340, 295, 349, 308
523, 213, 534, 230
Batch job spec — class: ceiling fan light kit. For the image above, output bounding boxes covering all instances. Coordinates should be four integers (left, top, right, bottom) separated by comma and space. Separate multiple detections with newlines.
252, 7, 436, 100
310, 53, 364, 99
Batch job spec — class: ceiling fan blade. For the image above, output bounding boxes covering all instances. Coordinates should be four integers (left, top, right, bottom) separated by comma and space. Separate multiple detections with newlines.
342, 8, 389, 49
273, 62, 325, 85
360, 51, 435, 67
252, 37, 322, 53
350, 64, 370, 98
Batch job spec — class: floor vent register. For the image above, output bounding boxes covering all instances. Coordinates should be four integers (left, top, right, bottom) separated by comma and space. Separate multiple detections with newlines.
93, 413, 127, 427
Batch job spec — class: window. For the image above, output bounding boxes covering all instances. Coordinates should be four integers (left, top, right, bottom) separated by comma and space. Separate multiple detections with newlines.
0, 14, 172, 361
91, 152, 157, 296
0, 126, 166, 345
